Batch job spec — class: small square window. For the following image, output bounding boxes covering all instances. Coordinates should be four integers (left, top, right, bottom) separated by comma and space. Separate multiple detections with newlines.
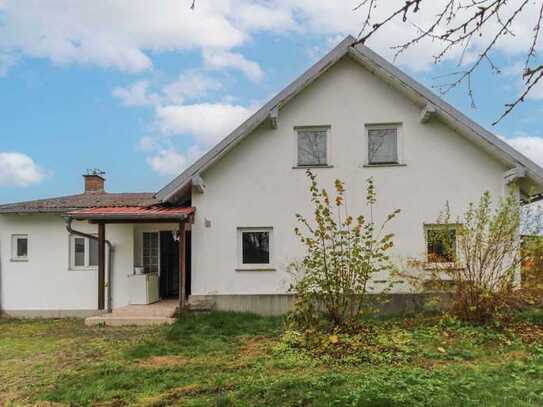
297, 128, 328, 166
11, 234, 28, 261
238, 228, 273, 269
425, 226, 457, 264
368, 127, 399, 165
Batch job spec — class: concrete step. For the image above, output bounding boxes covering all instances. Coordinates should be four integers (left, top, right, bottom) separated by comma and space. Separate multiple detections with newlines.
188, 298, 214, 312
85, 316, 176, 327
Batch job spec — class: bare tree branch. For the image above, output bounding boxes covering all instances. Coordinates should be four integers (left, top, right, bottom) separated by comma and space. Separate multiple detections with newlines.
355, 0, 543, 124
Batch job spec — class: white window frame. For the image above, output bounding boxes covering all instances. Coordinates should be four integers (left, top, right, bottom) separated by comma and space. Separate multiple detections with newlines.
294, 126, 331, 168
11, 234, 28, 261
365, 123, 403, 166
142, 231, 160, 274
69, 235, 98, 270
423, 224, 460, 269
236, 227, 275, 271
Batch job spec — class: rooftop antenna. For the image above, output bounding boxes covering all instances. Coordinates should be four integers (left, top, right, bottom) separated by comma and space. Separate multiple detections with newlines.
86, 168, 106, 177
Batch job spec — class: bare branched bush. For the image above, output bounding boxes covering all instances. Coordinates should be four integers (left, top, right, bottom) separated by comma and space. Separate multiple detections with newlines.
289, 170, 400, 330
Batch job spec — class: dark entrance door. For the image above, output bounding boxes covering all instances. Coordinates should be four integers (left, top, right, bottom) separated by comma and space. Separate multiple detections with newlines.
159, 231, 179, 298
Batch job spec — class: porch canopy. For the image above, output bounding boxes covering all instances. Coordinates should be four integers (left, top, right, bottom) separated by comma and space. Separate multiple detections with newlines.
66, 205, 195, 311
67, 205, 194, 223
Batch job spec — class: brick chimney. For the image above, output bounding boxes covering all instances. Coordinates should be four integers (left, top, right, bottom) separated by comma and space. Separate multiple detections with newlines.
83, 170, 106, 193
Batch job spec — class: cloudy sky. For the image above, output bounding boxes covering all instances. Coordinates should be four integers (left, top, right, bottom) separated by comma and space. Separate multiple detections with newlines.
1, 0, 543, 203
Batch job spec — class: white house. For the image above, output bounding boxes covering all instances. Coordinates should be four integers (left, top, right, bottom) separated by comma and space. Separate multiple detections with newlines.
1, 36, 543, 319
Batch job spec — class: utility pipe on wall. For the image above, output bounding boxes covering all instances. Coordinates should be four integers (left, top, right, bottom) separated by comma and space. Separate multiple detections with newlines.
64, 217, 114, 313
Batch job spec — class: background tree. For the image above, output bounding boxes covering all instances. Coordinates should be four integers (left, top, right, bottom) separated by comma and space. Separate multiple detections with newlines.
355, 0, 543, 123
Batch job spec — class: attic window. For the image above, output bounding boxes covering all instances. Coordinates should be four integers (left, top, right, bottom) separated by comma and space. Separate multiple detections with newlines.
367, 126, 399, 165
296, 127, 328, 167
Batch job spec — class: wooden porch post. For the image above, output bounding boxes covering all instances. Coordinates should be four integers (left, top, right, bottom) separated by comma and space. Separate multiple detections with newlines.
98, 222, 106, 310
178, 221, 187, 311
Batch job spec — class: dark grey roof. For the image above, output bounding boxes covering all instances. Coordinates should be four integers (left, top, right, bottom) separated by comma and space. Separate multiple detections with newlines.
155, 35, 543, 202
0, 192, 159, 214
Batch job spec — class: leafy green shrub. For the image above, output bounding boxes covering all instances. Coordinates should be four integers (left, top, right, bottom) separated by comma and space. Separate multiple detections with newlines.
290, 170, 400, 330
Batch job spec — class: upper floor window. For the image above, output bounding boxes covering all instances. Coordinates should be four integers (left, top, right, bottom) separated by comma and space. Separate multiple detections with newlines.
425, 225, 457, 264
11, 234, 28, 261
367, 125, 399, 165
70, 235, 98, 269
296, 127, 328, 167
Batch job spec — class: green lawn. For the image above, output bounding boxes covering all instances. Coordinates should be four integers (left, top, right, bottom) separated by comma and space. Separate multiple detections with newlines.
1, 311, 543, 406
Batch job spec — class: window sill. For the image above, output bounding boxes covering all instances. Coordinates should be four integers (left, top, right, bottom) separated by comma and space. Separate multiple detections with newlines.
362, 163, 406, 168
423, 263, 463, 271
10, 258, 28, 262
292, 165, 334, 169
70, 266, 98, 271
236, 266, 276, 272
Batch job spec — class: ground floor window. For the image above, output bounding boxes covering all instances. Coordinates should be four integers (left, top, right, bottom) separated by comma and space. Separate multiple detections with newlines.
425, 225, 458, 264
70, 235, 98, 269
238, 227, 273, 268
11, 234, 28, 261
143, 232, 159, 273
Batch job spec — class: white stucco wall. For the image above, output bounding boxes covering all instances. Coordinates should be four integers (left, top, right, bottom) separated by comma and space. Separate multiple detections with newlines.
191, 56, 510, 296
0, 214, 134, 312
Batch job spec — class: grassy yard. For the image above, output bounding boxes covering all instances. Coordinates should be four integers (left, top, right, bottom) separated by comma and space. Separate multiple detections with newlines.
1, 311, 543, 406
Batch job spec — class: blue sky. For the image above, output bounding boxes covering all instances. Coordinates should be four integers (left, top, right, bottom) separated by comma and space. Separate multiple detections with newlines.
1, 1, 542, 204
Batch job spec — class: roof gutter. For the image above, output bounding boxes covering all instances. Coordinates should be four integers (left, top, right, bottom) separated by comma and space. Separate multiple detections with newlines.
64, 217, 114, 313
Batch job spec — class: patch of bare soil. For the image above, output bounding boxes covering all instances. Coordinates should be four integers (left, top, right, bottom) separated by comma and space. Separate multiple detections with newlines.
239, 336, 273, 357
513, 323, 543, 344
137, 355, 191, 368
143, 383, 236, 407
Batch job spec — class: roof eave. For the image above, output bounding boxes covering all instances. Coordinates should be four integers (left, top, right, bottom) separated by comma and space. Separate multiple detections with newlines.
155, 37, 543, 202
155, 35, 357, 202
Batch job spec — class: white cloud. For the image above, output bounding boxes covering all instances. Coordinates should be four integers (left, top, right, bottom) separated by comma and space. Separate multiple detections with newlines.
112, 80, 158, 107
146, 145, 205, 176
114, 72, 222, 107
146, 148, 188, 176
0, 0, 246, 73
504, 135, 543, 167
162, 71, 222, 104
0, 52, 17, 76
156, 102, 252, 145
203, 50, 263, 82
2, 0, 542, 76
0, 152, 45, 187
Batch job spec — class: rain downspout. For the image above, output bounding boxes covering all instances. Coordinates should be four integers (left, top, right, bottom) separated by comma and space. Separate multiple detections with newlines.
64, 217, 114, 313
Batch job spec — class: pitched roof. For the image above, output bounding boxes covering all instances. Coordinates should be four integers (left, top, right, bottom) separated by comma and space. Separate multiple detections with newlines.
156, 35, 543, 202
0, 192, 159, 214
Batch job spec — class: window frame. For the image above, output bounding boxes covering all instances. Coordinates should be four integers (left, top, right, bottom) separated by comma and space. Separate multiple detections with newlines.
236, 227, 275, 271
294, 125, 331, 168
69, 234, 98, 270
11, 234, 29, 262
365, 123, 403, 166
142, 231, 160, 274
424, 224, 459, 267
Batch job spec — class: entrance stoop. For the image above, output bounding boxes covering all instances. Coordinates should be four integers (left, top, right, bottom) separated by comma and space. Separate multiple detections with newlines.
85, 299, 178, 326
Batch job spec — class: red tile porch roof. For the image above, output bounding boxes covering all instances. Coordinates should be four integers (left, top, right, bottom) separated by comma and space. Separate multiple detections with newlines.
67, 205, 194, 221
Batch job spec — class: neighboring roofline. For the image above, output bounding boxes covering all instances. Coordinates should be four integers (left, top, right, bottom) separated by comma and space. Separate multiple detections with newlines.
156, 36, 543, 202
0, 192, 158, 215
